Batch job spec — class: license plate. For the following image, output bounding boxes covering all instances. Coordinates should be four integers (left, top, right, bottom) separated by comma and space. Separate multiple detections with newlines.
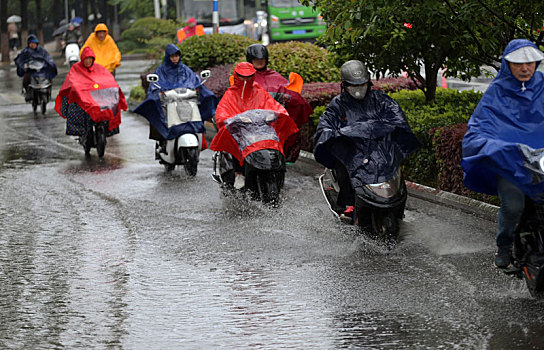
292, 30, 306, 35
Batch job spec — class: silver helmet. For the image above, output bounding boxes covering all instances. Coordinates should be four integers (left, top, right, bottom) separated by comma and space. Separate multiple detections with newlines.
340, 60, 370, 85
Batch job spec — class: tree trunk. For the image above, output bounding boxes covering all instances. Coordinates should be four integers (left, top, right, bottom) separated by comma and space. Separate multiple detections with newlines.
0, 0, 9, 63
35, 0, 44, 44
423, 63, 439, 103
20, 0, 29, 44
82, 1, 90, 38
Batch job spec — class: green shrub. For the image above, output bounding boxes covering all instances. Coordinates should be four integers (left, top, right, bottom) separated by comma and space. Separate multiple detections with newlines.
120, 17, 179, 56
309, 105, 326, 127
129, 85, 146, 102
267, 42, 340, 83
178, 34, 259, 71
390, 88, 483, 186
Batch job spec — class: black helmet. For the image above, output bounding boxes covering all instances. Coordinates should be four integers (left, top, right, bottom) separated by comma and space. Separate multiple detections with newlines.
246, 44, 269, 67
340, 60, 370, 85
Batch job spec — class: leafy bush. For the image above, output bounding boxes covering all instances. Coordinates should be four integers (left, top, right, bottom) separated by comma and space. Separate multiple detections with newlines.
129, 85, 146, 102
197, 63, 235, 100
178, 34, 258, 71
390, 88, 483, 186
372, 76, 419, 93
267, 42, 340, 83
120, 17, 179, 56
432, 123, 498, 204
309, 105, 327, 128
302, 82, 341, 108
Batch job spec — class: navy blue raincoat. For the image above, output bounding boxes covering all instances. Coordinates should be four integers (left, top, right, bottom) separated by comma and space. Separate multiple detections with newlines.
461, 39, 544, 198
14, 35, 57, 79
133, 44, 218, 140
313, 89, 420, 187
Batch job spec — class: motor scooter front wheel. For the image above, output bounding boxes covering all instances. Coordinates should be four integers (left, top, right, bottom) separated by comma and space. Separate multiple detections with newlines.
95, 124, 107, 158
369, 209, 399, 245
183, 147, 199, 177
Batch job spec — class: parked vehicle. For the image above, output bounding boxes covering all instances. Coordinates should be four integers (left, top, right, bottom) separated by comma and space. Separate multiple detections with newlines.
503, 146, 544, 298
266, 0, 326, 42
25, 59, 52, 115
211, 109, 287, 206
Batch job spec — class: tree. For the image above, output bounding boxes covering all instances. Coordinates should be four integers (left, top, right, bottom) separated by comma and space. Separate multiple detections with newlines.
0, 0, 8, 63
302, 0, 544, 102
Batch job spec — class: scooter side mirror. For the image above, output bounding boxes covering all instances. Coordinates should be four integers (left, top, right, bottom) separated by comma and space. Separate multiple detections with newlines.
200, 70, 211, 81
540, 155, 544, 172
146, 74, 159, 83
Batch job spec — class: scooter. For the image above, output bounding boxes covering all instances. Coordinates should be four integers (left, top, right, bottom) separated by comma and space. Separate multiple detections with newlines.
145, 70, 210, 176
64, 42, 80, 67
211, 109, 286, 207
502, 146, 544, 298
319, 166, 407, 245
25, 59, 52, 116
79, 121, 108, 157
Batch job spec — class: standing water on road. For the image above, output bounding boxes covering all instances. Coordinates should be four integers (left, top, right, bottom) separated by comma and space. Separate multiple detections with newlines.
0, 57, 543, 349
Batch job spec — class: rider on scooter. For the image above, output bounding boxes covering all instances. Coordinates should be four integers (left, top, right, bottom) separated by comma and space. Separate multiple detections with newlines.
313, 60, 420, 223
14, 34, 57, 102
245, 44, 313, 163
134, 44, 218, 151
210, 62, 298, 189
55, 47, 126, 153
462, 39, 544, 268
80, 23, 121, 75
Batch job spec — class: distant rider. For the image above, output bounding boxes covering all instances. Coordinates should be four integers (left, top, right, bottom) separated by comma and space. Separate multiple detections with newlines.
177, 17, 205, 43
245, 44, 313, 162
462, 39, 544, 268
61, 22, 83, 49
81, 23, 121, 74
313, 60, 420, 222
14, 34, 57, 101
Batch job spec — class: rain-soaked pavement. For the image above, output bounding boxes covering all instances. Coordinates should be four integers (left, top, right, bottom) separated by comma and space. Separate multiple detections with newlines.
1, 55, 543, 350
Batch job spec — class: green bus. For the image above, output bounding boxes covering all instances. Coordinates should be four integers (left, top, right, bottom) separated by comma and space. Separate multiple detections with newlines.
265, 0, 326, 42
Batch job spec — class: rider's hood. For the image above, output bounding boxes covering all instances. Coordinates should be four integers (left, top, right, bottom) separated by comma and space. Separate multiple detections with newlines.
233, 62, 256, 90
164, 44, 181, 68
80, 47, 96, 70
94, 23, 109, 34
494, 39, 543, 93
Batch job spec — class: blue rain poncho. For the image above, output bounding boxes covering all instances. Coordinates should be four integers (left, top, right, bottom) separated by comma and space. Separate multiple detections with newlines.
133, 44, 218, 140
313, 89, 420, 187
461, 39, 544, 197
14, 34, 57, 79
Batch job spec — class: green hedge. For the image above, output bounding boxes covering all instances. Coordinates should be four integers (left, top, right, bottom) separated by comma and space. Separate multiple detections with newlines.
267, 42, 340, 83
178, 34, 259, 71
119, 17, 179, 56
390, 88, 483, 186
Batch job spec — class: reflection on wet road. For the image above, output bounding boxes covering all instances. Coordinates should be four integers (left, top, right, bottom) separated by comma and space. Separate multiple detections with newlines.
0, 60, 543, 349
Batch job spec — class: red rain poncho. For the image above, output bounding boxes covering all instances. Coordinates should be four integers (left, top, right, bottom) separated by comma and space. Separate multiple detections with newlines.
55, 47, 127, 131
210, 62, 298, 165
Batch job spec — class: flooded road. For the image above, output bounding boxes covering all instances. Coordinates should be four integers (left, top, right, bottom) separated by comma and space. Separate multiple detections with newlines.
1, 59, 543, 349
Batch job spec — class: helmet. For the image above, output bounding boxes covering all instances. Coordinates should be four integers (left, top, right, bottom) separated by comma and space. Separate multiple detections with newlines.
246, 44, 269, 66
340, 60, 370, 85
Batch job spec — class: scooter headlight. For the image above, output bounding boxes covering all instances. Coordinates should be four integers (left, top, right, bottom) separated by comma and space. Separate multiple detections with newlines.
364, 170, 402, 198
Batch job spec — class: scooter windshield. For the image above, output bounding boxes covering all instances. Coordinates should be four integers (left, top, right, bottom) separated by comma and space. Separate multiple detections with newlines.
225, 109, 280, 153
90, 87, 119, 116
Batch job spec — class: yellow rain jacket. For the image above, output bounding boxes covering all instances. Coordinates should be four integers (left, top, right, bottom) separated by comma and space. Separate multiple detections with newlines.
81, 23, 121, 73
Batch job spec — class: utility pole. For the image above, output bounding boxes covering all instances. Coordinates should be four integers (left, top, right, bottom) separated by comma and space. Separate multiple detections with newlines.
154, 0, 160, 19
212, 0, 219, 33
